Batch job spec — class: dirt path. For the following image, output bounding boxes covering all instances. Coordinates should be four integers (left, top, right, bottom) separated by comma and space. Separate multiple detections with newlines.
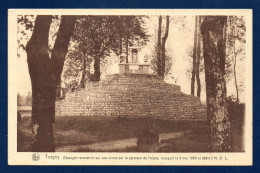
56, 131, 189, 152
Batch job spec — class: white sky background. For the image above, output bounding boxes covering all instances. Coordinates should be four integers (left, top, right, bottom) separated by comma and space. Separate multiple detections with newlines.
17, 15, 245, 103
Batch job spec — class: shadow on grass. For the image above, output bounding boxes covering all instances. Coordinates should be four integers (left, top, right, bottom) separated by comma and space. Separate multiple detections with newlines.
18, 104, 244, 152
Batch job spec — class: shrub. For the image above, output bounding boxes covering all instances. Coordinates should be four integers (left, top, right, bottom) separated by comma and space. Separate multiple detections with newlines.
226, 95, 240, 119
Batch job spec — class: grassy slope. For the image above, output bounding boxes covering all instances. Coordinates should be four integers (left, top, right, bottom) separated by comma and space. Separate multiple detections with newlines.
17, 105, 244, 152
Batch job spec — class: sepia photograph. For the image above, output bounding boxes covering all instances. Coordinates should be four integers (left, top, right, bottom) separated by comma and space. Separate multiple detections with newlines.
8, 9, 252, 165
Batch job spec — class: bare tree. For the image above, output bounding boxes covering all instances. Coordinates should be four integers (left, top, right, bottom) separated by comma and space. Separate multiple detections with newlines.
201, 16, 231, 152
161, 15, 170, 76
157, 16, 162, 76
191, 16, 198, 95
196, 16, 202, 98
226, 16, 246, 103
156, 15, 170, 78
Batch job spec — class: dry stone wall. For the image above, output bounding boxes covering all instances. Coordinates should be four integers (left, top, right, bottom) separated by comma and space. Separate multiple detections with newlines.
56, 74, 207, 120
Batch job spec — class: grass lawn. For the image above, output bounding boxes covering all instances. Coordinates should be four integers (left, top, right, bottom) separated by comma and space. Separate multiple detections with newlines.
17, 104, 244, 152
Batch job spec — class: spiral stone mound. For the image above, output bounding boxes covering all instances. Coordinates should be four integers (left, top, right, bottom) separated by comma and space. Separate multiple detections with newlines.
56, 74, 206, 120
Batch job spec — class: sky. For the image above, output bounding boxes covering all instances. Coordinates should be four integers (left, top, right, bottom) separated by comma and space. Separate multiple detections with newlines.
17, 15, 246, 103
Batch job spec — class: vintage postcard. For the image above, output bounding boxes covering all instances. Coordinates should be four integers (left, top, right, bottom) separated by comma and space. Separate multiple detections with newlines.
8, 9, 252, 165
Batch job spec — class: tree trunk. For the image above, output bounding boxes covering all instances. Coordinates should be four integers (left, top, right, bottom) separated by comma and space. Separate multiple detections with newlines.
56, 81, 61, 100
126, 35, 129, 63
26, 15, 76, 152
161, 16, 170, 77
93, 55, 101, 81
191, 16, 198, 95
157, 16, 162, 76
201, 16, 231, 152
79, 54, 86, 88
232, 24, 239, 103
234, 54, 239, 103
120, 37, 122, 55
196, 16, 201, 98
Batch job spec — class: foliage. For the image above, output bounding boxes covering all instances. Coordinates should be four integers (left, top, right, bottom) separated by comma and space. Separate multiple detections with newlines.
150, 43, 174, 77
62, 15, 150, 85
110, 16, 150, 55
225, 16, 246, 102
17, 92, 22, 106
72, 16, 149, 59
17, 92, 32, 106
100, 53, 118, 75
17, 15, 61, 58
17, 15, 35, 57
62, 45, 93, 92
185, 45, 204, 81
226, 95, 240, 118
226, 16, 246, 80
